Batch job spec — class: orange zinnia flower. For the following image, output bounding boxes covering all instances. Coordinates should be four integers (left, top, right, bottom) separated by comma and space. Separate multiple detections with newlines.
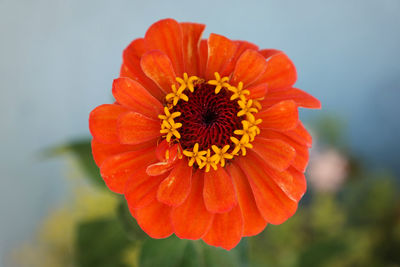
89, 18, 321, 250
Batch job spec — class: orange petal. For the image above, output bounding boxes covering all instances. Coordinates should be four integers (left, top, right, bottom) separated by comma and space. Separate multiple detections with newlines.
145, 18, 184, 76
198, 39, 208, 77
221, 40, 259, 75
231, 49, 268, 87
91, 138, 156, 166
120, 38, 164, 100
260, 87, 321, 109
100, 147, 156, 193
157, 159, 192, 206
112, 77, 163, 119
246, 83, 268, 99
205, 33, 237, 80
259, 130, 309, 172
227, 164, 267, 237
258, 49, 281, 59
252, 137, 296, 171
89, 104, 129, 144
171, 171, 214, 239
141, 50, 177, 93
125, 170, 167, 209
281, 122, 313, 148
132, 200, 173, 238
237, 153, 298, 225
258, 100, 299, 131
117, 111, 161, 145
181, 22, 205, 76
202, 205, 243, 250
203, 167, 237, 213
256, 52, 297, 91
146, 161, 175, 176
287, 167, 307, 201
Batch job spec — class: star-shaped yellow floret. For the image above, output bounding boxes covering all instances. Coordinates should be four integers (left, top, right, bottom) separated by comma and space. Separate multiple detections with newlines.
208, 72, 230, 94
228, 82, 250, 101
182, 143, 207, 167
160, 119, 182, 142
176, 73, 199, 93
211, 145, 233, 167
234, 120, 257, 141
158, 107, 181, 125
230, 135, 253, 156
246, 113, 262, 135
166, 84, 189, 106
237, 99, 259, 117
199, 149, 218, 172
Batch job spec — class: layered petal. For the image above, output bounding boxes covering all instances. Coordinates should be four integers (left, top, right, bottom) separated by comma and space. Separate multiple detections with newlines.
145, 18, 184, 76
205, 34, 237, 80
100, 147, 156, 193
89, 104, 129, 144
181, 22, 205, 76
120, 38, 164, 100
91, 138, 155, 166
133, 200, 173, 238
287, 166, 307, 201
203, 167, 237, 213
258, 100, 299, 131
198, 39, 208, 77
202, 205, 243, 250
260, 87, 321, 109
281, 122, 313, 148
256, 51, 297, 91
171, 171, 214, 239
246, 83, 268, 99
231, 49, 268, 87
221, 40, 259, 75
227, 164, 267, 236
141, 50, 177, 93
117, 112, 161, 144
237, 153, 298, 225
252, 137, 296, 171
112, 77, 163, 119
157, 159, 193, 206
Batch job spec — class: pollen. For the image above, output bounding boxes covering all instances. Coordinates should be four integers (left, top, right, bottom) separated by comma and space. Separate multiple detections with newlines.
237, 99, 259, 117
211, 145, 233, 167
176, 73, 199, 93
199, 149, 218, 172
228, 82, 250, 101
207, 72, 230, 94
166, 84, 189, 106
183, 143, 207, 167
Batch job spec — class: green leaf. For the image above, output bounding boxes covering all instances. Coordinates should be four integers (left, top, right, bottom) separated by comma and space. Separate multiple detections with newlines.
75, 218, 134, 267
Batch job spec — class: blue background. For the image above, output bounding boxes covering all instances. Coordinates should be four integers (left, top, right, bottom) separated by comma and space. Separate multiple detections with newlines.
1, 0, 399, 263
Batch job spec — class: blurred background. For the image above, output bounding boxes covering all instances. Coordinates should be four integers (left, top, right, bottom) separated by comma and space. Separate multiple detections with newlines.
1, 0, 400, 266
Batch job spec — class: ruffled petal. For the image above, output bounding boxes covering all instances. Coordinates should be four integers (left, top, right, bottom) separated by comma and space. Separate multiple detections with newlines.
258, 100, 299, 131
237, 152, 298, 225
202, 205, 243, 250
287, 166, 307, 201
256, 51, 297, 91
221, 40, 259, 76
125, 171, 167, 209
171, 171, 214, 239
89, 104, 129, 144
258, 49, 281, 58
203, 167, 237, 213
112, 77, 163, 119
117, 111, 161, 145
205, 33, 237, 80
141, 50, 177, 94
91, 138, 155, 166
180, 22, 205, 76
100, 147, 156, 193
198, 39, 208, 77
120, 38, 164, 100
157, 159, 192, 206
145, 18, 184, 76
281, 122, 313, 148
227, 164, 267, 237
252, 137, 296, 171
231, 49, 268, 87
132, 200, 173, 238
246, 83, 268, 99
259, 130, 309, 173
260, 87, 321, 109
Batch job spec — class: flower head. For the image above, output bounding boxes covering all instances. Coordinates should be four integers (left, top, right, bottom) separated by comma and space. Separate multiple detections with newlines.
89, 18, 321, 250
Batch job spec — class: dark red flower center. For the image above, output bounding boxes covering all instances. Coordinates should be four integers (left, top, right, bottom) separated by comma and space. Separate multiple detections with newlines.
171, 83, 242, 151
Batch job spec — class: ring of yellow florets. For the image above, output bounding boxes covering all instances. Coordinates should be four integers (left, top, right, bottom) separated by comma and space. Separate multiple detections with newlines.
158, 72, 262, 172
